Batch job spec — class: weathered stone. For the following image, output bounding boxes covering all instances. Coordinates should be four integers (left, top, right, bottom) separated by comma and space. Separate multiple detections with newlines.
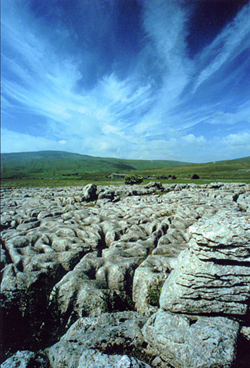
0, 245, 8, 270
50, 266, 105, 320
98, 189, 115, 200
1, 182, 250, 367
46, 312, 147, 368
160, 249, 250, 316
189, 212, 250, 263
1, 350, 49, 368
77, 350, 152, 368
133, 255, 171, 316
143, 311, 239, 368
160, 212, 250, 317
240, 326, 250, 341
83, 183, 97, 201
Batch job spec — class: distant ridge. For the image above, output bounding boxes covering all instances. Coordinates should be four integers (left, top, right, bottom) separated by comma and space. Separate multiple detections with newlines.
1, 150, 191, 180
1, 151, 249, 185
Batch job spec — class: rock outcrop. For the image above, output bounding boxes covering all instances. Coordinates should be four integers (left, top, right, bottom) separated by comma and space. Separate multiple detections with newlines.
1, 350, 49, 368
143, 312, 239, 368
143, 210, 250, 367
46, 311, 148, 368
1, 182, 250, 367
160, 211, 250, 317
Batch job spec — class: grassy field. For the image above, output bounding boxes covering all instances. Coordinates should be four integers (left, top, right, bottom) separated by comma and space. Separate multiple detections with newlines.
126, 156, 250, 183
1, 151, 250, 187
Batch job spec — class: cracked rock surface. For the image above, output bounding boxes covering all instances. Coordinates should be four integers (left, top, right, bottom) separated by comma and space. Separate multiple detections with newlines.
159, 212, 250, 316
1, 182, 250, 367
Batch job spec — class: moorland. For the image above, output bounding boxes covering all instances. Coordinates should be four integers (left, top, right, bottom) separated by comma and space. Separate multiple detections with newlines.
1, 150, 250, 187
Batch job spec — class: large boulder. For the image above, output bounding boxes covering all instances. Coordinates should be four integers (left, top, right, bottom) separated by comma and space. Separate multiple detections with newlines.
143, 311, 239, 368
189, 211, 250, 263
46, 311, 148, 368
143, 211, 250, 367
82, 183, 97, 201
160, 249, 250, 316
160, 212, 250, 317
1, 350, 49, 368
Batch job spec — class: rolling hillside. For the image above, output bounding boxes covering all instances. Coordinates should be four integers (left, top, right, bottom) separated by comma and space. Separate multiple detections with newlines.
1, 150, 190, 181
129, 156, 250, 182
1, 151, 249, 186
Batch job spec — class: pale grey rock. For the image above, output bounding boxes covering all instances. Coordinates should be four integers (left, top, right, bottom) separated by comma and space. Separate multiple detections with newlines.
78, 350, 152, 368
103, 241, 148, 260
238, 193, 250, 212
160, 250, 250, 316
152, 222, 189, 258
0, 245, 8, 270
46, 312, 147, 368
1, 264, 21, 293
171, 215, 195, 230
160, 212, 250, 317
16, 219, 40, 231
57, 250, 87, 271
133, 255, 171, 316
143, 182, 163, 191
37, 210, 53, 220
98, 189, 115, 200
104, 255, 139, 295
120, 224, 148, 242
189, 212, 250, 263
1, 183, 250, 365
0, 214, 12, 230
51, 235, 75, 252
83, 183, 97, 201
143, 311, 239, 368
1, 350, 48, 368
50, 264, 105, 320
152, 238, 187, 258
55, 227, 76, 238
240, 326, 250, 341
101, 220, 124, 246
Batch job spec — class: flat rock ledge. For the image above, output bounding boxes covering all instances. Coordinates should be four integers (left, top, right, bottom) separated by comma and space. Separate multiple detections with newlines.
143, 210, 250, 368
1, 182, 250, 368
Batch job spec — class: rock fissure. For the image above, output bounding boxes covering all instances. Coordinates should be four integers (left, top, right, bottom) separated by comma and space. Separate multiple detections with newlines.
1, 182, 250, 367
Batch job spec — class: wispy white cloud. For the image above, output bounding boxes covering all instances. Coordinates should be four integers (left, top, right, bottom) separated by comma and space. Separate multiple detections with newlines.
1, 0, 250, 162
142, 0, 193, 111
194, 2, 250, 91
222, 132, 250, 148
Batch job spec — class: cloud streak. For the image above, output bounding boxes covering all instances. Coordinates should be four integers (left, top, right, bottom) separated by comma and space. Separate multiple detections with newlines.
194, 2, 250, 92
1, 0, 250, 162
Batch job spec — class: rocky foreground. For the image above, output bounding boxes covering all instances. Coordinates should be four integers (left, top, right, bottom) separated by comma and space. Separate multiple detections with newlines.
1, 182, 250, 368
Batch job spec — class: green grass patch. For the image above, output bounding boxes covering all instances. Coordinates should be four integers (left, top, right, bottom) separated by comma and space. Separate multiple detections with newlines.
1, 151, 250, 188
147, 283, 163, 307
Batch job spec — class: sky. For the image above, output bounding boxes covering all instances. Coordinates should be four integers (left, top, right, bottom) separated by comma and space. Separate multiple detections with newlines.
1, 0, 250, 163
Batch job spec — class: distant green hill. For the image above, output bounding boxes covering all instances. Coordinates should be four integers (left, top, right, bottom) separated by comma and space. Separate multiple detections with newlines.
1, 151, 249, 187
0, 150, 190, 181
129, 156, 250, 182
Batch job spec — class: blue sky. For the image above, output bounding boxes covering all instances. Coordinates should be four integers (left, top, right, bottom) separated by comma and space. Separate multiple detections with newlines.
1, 0, 250, 162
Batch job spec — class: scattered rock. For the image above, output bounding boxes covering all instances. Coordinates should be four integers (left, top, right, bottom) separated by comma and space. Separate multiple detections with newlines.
1, 182, 249, 367
240, 326, 250, 341
83, 183, 97, 201
77, 350, 152, 368
1, 350, 49, 368
46, 311, 148, 368
143, 312, 239, 368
